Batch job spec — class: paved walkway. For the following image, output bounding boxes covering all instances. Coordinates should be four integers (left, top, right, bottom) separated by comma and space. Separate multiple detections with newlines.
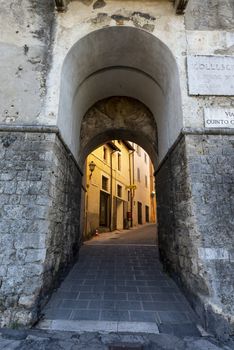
39, 225, 200, 336
85, 224, 157, 245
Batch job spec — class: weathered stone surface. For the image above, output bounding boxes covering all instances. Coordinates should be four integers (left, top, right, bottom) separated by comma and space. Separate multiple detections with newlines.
156, 134, 234, 338
80, 97, 158, 165
0, 0, 54, 125
175, 0, 189, 14
0, 132, 82, 327
185, 0, 234, 30
204, 109, 234, 129
187, 56, 234, 96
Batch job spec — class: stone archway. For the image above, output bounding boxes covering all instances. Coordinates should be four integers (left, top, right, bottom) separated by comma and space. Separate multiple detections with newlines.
79, 96, 158, 167
78, 96, 159, 247
57, 26, 183, 167
54, 26, 234, 336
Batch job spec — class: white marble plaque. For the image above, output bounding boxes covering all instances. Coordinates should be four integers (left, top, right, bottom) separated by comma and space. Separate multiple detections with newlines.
187, 55, 234, 95
204, 108, 234, 128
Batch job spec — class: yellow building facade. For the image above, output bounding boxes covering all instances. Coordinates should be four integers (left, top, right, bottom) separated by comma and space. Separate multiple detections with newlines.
132, 145, 155, 226
84, 141, 156, 239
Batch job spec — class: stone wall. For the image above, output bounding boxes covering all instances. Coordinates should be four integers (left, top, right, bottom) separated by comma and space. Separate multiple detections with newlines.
0, 131, 82, 326
156, 133, 234, 338
186, 0, 234, 30
0, 1, 54, 125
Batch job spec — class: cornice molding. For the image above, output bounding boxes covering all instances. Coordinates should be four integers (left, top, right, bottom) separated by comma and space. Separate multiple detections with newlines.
55, 0, 189, 14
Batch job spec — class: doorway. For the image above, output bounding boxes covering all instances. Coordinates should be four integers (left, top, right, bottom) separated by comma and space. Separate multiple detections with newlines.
137, 202, 142, 225
116, 198, 124, 230
145, 205, 149, 223
99, 191, 110, 227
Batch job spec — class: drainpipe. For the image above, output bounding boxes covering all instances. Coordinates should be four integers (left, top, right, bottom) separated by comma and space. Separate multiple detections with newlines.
132, 149, 135, 226
85, 187, 89, 237
129, 150, 135, 228
109, 150, 114, 231
128, 151, 133, 227
84, 163, 89, 239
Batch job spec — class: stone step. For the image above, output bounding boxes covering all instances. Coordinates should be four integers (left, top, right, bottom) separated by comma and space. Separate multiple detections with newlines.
37, 319, 159, 334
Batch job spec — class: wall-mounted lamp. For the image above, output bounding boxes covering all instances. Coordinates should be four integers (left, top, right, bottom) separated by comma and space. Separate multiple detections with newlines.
89, 161, 96, 179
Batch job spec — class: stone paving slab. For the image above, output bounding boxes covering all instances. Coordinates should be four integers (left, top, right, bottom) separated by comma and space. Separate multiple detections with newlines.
38, 320, 159, 334
41, 245, 198, 331
40, 225, 200, 335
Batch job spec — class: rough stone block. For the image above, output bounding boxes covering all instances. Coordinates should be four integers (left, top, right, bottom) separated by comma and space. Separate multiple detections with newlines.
18, 295, 37, 308
25, 249, 47, 263
4, 182, 17, 194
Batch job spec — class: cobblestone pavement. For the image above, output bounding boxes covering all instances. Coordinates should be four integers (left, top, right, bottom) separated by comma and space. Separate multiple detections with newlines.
0, 328, 234, 350
40, 225, 200, 335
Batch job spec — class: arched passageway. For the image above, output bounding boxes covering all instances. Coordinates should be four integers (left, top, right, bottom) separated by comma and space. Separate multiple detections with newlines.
79, 96, 158, 168
55, 27, 184, 296
57, 26, 183, 168
53, 27, 234, 336
39, 27, 202, 331
80, 97, 158, 239
39, 27, 203, 330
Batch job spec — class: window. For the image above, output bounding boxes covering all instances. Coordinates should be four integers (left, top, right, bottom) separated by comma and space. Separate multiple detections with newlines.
102, 176, 108, 191
117, 153, 121, 171
100, 191, 109, 227
144, 153, 147, 163
145, 175, 148, 188
103, 146, 107, 161
117, 184, 122, 198
137, 168, 140, 182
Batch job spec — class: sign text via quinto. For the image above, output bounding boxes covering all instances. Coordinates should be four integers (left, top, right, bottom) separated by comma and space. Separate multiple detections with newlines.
187, 55, 234, 96
204, 108, 234, 129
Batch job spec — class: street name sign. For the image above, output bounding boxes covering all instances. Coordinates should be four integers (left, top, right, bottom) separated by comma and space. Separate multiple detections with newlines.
204, 108, 234, 128
187, 55, 234, 96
